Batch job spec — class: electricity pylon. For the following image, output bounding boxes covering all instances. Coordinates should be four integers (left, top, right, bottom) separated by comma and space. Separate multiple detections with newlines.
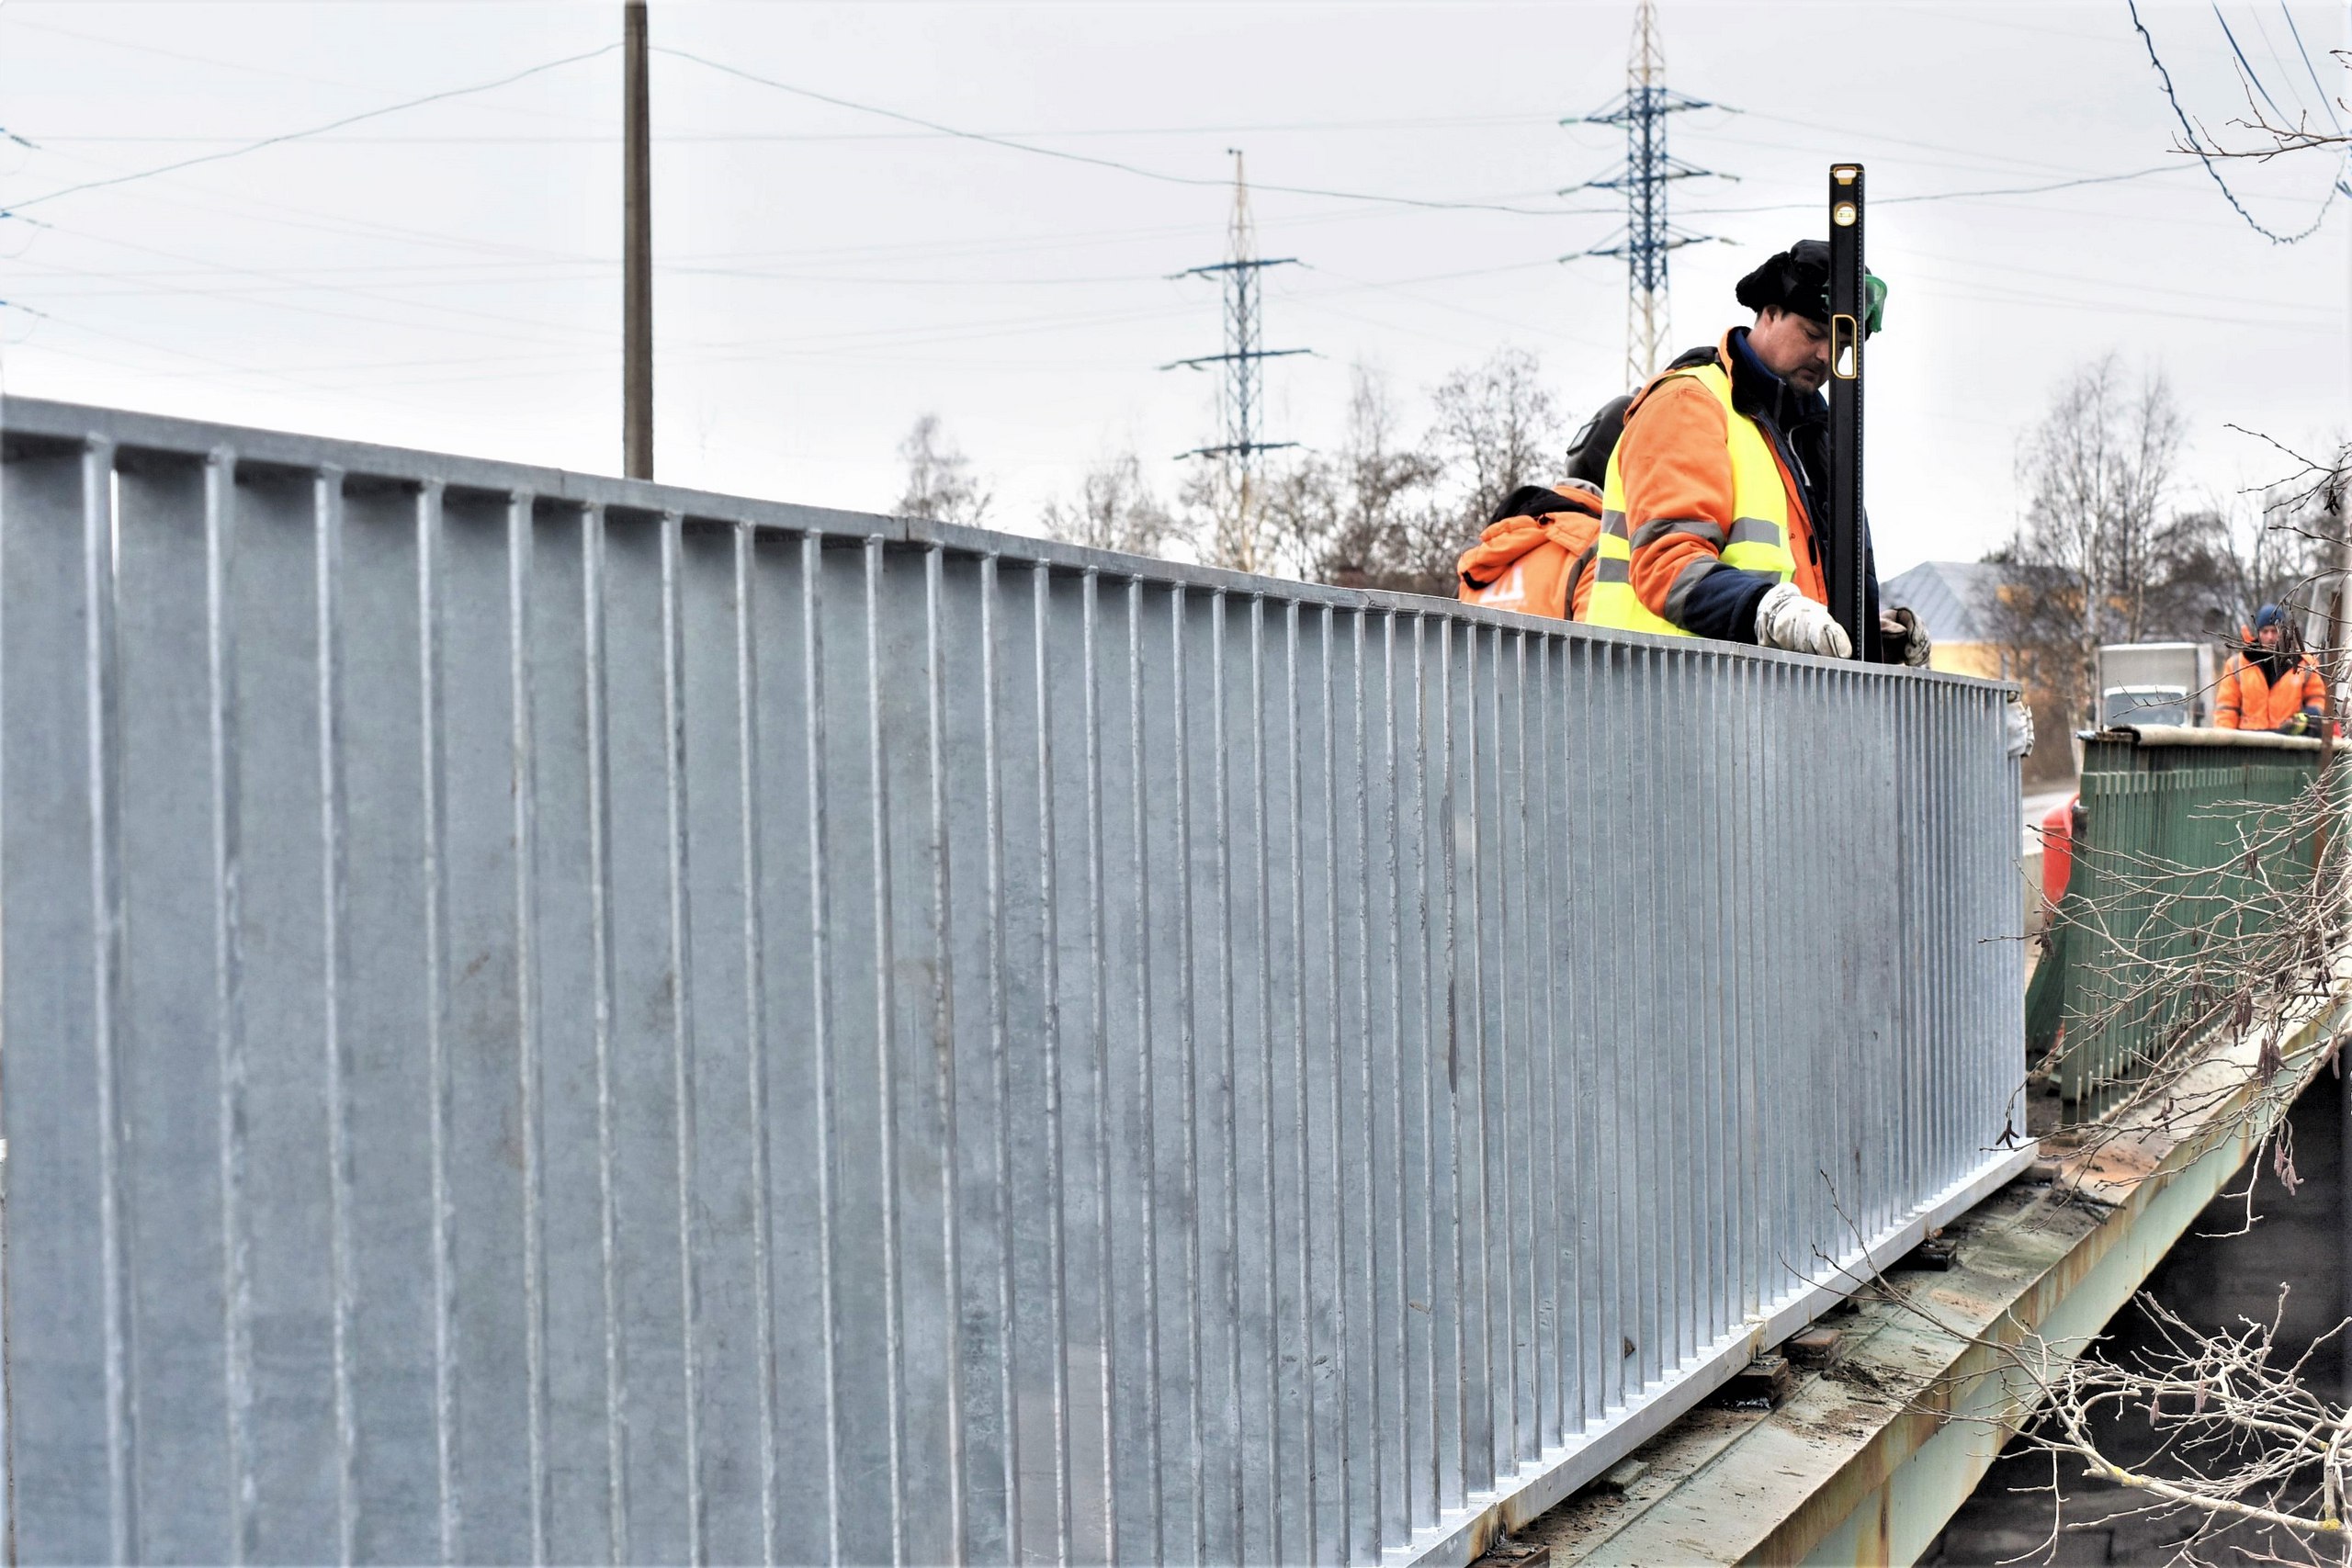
1566, 0, 1724, 388
1165, 151, 1309, 572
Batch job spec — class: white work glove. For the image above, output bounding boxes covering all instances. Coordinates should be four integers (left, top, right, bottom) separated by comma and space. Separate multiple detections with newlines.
1883, 606, 1932, 668
1752, 581, 1853, 660
2005, 694, 2035, 758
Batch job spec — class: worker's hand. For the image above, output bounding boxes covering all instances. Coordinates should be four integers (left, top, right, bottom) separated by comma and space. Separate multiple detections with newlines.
1880, 606, 1932, 668
1753, 582, 1853, 660
2005, 693, 2035, 759
2280, 709, 2324, 738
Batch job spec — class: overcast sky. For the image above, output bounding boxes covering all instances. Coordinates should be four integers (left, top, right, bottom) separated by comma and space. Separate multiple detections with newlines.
2, 0, 2347, 576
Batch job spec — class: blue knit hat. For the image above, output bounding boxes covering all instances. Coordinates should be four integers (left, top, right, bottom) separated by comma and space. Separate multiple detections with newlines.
2255, 604, 2286, 631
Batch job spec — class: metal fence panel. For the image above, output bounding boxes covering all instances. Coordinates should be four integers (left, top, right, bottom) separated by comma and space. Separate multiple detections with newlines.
2041, 726, 2333, 1106
0, 398, 2030, 1565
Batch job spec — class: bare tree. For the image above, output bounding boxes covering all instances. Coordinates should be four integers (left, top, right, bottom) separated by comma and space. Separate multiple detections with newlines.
1040, 448, 1179, 559
2145, 487, 2336, 649
1424, 347, 1566, 540
1181, 457, 1265, 575
894, 412, 993, 527
1991, 357, 2188, 728
1259, 366, 1447, 592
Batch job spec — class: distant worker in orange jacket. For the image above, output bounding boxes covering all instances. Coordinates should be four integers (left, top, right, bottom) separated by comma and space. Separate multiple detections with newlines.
2216, 604, 2328, 734
1455, 397, 1637, 619
1581, 241, 1929, 667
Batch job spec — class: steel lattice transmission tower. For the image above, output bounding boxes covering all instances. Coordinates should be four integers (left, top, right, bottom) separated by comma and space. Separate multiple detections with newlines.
1566, 0, 1724, 387
1165, 151, 1309, 571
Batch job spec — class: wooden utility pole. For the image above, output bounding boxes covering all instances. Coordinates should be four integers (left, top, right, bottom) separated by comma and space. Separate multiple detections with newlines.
624, 0, 652, 479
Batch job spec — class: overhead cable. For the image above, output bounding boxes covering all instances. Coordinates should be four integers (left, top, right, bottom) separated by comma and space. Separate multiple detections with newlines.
653, 44, 1609, 218
2212, 5, 2297, 127
2273, 0, 2352, 196
1682, 164, 2188, 216
2125, 0, 2342, 243
4, 44, 621, 212
2278, 0, 2346, 132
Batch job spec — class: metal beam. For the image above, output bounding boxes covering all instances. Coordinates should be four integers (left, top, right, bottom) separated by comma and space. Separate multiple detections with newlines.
1532, 982, 2352, 1567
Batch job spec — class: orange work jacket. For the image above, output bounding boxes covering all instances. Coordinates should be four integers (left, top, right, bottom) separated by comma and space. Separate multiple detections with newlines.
1456, 483, 1603, 620
1611, 333, 1828, 626
2215, 648, 2326, 730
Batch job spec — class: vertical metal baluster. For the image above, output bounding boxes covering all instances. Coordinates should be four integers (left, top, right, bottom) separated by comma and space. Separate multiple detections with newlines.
1351, 606, 1381, 1555
503, 489, 548, 1566
208, 446, 257, 1565
859, 536, 902, 1568
1169, 586, 1206, 1568
1250, 594, 1283, 1564
1536, 631, 1565, 1446
662, 514, 707, 1564
735, 522, 781, 1565
1283, 602, 1317, 1553
1080, 570, 1118, 1563
922, 547, 968, 1567
415, 479, 460, 1560
1464, 623, 1495, 1484
1125, 577, 1165, 1562
981, 553, 1018, 1564
79, 438, 137, 1562
1438, 618, 1466, 1510
1412, 614, 1439, 1520
1208, 589, 1244, 1565
798, 531, 844, 1565
1507, 630, 1532, 1459
729, 524, 775, 1561
1382, 611, 1411, 1536
317, 468, 360, 1564
1032, 562, 1075, 1568
584, 506, 632, 1561
1319, 604, 1352, 1561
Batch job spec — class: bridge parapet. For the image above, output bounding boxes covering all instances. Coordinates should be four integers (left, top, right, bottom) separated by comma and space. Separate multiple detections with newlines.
0, 398, 2030, 1564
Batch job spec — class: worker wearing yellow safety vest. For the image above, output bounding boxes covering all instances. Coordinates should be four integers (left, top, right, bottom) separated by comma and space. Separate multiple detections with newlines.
1582, 241, 1929, 667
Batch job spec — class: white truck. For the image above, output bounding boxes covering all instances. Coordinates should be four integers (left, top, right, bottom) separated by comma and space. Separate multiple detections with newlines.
2096, 640, 2216, 728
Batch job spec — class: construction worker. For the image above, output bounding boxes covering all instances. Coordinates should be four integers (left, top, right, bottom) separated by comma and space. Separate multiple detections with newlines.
2216, 604, 2327, 733
1456, 478, 1606, 619
1455, 396, 1637, 620
1580, 241, 1929, 666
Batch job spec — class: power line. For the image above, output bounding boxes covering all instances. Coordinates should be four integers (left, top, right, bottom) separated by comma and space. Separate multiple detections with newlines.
2213, 4, 2298, 126
2278, 1, 2346, 134
2125, 0, 2343, 243
652, 44, 1602, 218
21, 114, 1566, 148
4, 45, 621, 212
1681, 164, 2191, 216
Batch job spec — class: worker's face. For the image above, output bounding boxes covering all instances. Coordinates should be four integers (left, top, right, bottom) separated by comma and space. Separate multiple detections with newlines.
2259, 623, 2281, 649
1748, 307, 1832, 394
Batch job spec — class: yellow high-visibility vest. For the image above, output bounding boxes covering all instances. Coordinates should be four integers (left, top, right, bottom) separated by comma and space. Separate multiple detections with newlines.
1584, 362, 1801, 637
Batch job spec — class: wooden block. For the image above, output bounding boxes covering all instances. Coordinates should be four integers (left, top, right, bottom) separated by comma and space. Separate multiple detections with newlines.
1908, 1235, 1959, 1271
1718, 1352, 1795, 1407
1786, 1325, 1842, 1367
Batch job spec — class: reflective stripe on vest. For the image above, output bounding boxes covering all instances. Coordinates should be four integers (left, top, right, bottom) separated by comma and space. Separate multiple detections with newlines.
1583, 362, 1799, 637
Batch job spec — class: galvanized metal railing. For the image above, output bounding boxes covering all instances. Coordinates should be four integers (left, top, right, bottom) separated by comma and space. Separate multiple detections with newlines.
0, 397, 2030, 1565
2039, 725, 2335, 1105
